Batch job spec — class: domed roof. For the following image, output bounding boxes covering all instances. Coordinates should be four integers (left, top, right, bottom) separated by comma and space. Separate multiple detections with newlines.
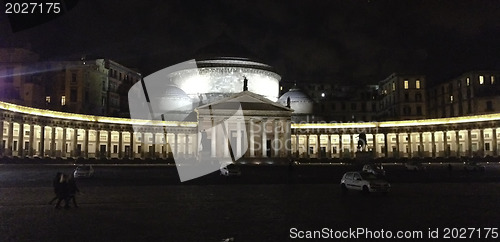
153, 85, 193, 121
278, 88, 314, 114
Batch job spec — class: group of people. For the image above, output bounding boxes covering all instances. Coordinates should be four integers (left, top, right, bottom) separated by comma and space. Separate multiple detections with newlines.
49, 172, 80, 209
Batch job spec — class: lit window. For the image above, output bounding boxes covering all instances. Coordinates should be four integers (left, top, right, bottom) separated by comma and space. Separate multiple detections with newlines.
491, 76, 495, 84
450, 95, 454, 103
466, 77, 470, 86
404, 80, 409, 89
61, 96, 66, 106
321, 92, 325, 98
392, 82, 395, 91
45, 96, 51, 103
280, 86, 283, 91
416, 80, 420, 89
479, 75, 484, 84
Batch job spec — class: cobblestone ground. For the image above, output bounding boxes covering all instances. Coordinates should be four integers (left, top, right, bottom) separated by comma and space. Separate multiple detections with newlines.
1, 183, 500, 242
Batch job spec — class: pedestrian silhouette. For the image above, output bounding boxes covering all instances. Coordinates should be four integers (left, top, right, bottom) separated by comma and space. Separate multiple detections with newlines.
67, 174, 80, 208
49, 172, 62, 205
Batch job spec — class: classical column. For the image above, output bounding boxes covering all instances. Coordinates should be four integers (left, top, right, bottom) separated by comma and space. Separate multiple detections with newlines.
295, 133, 300, 158
95, 129, 101, 157
223, 121, 229, 158
493, 128, 498, 156
18, 123, 24, 157
236, 120, 242, 158
211, 124, 216, 158
467, 129, 472, 157
184, 134, 189, 156
0, 119, 3, 157
162, 130, 168, 158
261, 118, 267, 157
419, 132, 424, 157
40, 125, 46, 157
305, 134, 310, 158
407, 132, 412, 158
395, 133, 400, 158
316, 134, 321, 158
130, 131, 134, 158
285, 120, 291, 158
61, 127, 66, 158
273, 119, 279, 157
29, 123, 35, 157
141, 132, 145, 159
338, 134, 343, 158
50, 126, 56, 157
72, 128, 77, 157
107, 130, 112, 159
7, 121, 13, 156
479, 129, 485, 156
372, 134, 377, 158
326, 134, 332, 158
118, 130, 123, 159
249, 118, 255, 157
84, 128, 89, 158
350, 133, 355, 158
383, 133, 388, 158
443, 131, 448, 158
431, 131, 436, 158
174, 132, 178, 156
455, 130, 460, 157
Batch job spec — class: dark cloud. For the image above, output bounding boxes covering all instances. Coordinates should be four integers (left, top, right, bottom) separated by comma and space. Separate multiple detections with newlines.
1, 0, 500, 85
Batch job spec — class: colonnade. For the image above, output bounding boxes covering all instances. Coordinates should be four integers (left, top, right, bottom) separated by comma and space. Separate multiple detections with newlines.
292, 126, 500, 159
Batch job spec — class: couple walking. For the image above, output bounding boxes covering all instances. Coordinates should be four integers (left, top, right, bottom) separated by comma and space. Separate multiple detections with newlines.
49, 172, 80, 209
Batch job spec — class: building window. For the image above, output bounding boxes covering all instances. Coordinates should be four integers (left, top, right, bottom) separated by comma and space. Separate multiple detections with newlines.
466, 77, 470, 86
416, 80, 420, 89
479, 75, 484, 84
491, 76, 495, 84
404, 93, 409, 101
45, 96, 51, 104
486, 101, 493, 111
351, 103, 357, 110
457, 80, 461, 87
415, 93, 422, 102
392, 82, 395, 91
404, 80, 409, 89
61, 96, 66, 106
450, 95, 454, 103
416, 106, 422, 115
70, 89, 77, 102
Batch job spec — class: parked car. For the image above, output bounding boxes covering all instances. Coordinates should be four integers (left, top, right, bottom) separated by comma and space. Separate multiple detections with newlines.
405, 161, 426, 171
73, 165, 95, 178
220, 163, 241, 176
340, 171, 390, 194
362, 163, 386, 176
463, 161, 485, 171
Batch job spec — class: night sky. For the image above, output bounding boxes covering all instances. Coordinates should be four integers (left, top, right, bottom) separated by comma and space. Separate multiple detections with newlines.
1, 0, 500, 86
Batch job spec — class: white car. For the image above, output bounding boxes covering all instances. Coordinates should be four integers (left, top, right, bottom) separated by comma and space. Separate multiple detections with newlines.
362, 164, 386, 176
340, 171, 390, 194
73, 165, 95, 178
220, 164, 241, 176
405, 161, 426, 171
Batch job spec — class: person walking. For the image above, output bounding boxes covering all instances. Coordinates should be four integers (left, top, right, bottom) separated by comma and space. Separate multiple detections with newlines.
49, 172, 62, 205
67, 174, 80, 208
54, 174, 70, 209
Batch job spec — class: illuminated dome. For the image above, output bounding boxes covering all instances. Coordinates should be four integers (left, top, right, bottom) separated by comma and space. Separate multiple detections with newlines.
154, 85, 193, 121
166, 57, 281, 104
278, 88, 314, 114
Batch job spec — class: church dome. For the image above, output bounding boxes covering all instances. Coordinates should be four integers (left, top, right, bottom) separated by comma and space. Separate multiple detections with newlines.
278, 88, 314, 114
154, 85, 193, 121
